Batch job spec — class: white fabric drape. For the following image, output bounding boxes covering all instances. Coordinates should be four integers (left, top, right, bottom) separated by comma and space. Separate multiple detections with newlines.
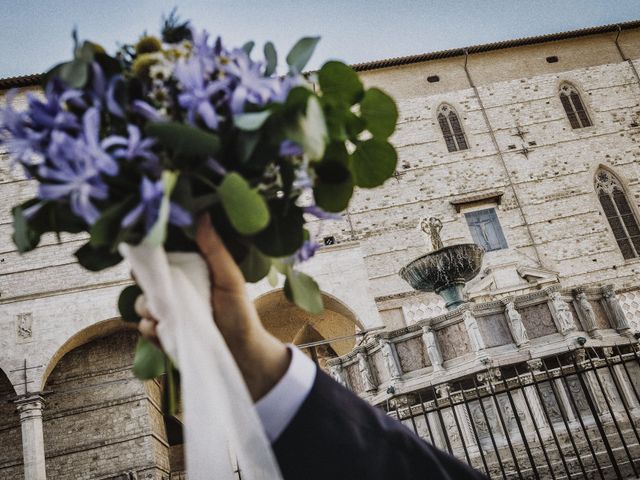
121, 244, 283, 480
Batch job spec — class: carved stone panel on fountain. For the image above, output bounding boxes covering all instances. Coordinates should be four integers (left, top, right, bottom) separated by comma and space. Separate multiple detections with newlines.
477, 313, 513, 348
592, 301, 611, 330
395, 336, 430, 373
436, 322, 472, 361
520, 303, 557, 338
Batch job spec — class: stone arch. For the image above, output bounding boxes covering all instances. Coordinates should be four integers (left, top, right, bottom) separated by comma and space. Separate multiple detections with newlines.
254, 289, 363, 358
558, 80, 593, 129
0, 368, 22, 479
40, 317, 134, 390
40, 323, 178, 479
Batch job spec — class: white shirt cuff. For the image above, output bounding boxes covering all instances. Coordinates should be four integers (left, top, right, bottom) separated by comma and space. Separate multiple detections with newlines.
255, 344, 317, 442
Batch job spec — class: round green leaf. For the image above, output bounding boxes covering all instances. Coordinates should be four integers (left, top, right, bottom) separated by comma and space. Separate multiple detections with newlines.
313, 161, 354, 213
74, 243, 123, 271
350, 139, 398, 188
360, 88, 398, 138
219, 173, 270, 235
133, 337, 166, 380
284, 267, 324, 314
318, 61, 363, 106
12, 203, 41, 253
118, 285, 143, 323
254, 202, 304, 257
239, 245, 272, 283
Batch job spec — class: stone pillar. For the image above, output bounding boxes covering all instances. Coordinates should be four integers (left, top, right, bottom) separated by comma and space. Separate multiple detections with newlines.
15, 394, 47, 480
380, 339, 403, 379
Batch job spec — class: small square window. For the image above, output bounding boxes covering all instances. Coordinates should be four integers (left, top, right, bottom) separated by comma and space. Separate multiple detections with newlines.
464, 208, 508, 252
323, 236, 336, 246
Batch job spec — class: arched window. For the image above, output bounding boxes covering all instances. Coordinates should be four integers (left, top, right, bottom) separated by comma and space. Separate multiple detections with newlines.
595, 168, 640, 259
560, 83, 592, 129
437, 104, 468, 152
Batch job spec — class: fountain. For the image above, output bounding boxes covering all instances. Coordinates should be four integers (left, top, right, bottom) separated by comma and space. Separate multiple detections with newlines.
399, 217, 485, 310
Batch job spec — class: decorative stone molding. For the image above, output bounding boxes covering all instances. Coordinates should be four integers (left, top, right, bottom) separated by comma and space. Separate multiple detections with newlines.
435, 383, 452, 399
476, 367, 502, 385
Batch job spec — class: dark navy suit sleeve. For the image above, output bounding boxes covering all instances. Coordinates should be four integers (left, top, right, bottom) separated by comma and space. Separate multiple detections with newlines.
272, 371, 488, 480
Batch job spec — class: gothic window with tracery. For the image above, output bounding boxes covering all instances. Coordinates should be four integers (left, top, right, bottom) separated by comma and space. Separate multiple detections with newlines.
595, 168, 640, 259
559, 83, 592, 129
437, 104, 468, 152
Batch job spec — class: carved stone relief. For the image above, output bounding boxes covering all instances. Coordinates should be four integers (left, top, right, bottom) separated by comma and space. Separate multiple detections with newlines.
16, 313, 33, 340
436, 322, 472, 361
522, 302, 558, 338
396, 337, 430, 373
477, 313, 513, 348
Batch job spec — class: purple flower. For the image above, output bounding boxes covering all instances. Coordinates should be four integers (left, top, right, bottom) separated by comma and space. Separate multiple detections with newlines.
26, 82, 81, 137
80, 107, 119, 176
102, 125, 160, 174
132, 100, 163, 122
0, 90, 45, 166
223, 48, 280, 113
190, 27, 216, 74
296, 240, 320, 263
279, 140, 303, 157
270, 74, 303, 104
37, 131, 109, 224
175, 57, 228, 129
122, 177, 192, 233
303, 205, 342, 220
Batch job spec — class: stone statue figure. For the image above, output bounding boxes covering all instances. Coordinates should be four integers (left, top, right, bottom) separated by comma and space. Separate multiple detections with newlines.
421, 325, 444, 371
421, 217, 444, 251
505, 302, 529, 346
602, 288, 631, 332
462, 310, 485, 352
357, 351, 376, 392
328, 363, 348, 388
575, 292, 597, 332
380, 340, 402, 379
549, 291, 576, 334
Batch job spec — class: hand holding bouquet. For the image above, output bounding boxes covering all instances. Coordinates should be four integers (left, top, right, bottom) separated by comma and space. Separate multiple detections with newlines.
1, 12, 399, 478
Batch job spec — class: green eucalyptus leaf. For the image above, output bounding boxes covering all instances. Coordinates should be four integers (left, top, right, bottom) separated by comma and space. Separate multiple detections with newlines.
350, 139, 397, 188
318, 61, 363, 106
219, 173, 270, 235
264, 41, 277, 76
145, 122, 220, 167
313, 161, 354, 213
360, 88, 398, 138
284, 267, 324, 314
236, 130, 261, 164
254, 202, 304, 257
239, 245, 272, 282
285, 96, 327, 161
233, 110, 272, 131
118, 284, 143, 323
283, 86, 312, 115
90, 197, 135, 247
286, 36, 320, 73
78, 41, 97, 62
242, 41, 255, 56
12, 204, 41, 253
133, 337, 166, 380
59, 58, 89, 88
74, 242, 123, 271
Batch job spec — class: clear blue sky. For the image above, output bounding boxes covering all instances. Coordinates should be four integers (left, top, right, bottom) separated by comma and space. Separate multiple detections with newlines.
0, 0, 639, 79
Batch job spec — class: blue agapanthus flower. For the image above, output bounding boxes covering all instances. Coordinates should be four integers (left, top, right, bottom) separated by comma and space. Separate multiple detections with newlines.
80, 107, 119, 176
37, 131, 109, 224
103, 125, 160, 175
223, 48, 280, 113
0, 90, 45, 167
296, 239, 320, 262
121, 177, 192, 233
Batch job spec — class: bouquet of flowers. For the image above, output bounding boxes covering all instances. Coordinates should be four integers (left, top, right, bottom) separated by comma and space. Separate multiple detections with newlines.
1, 12, 398, 479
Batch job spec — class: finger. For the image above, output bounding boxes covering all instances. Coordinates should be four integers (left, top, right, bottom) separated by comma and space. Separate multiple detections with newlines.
195, 214, 246, 292
134, 294, 155, 320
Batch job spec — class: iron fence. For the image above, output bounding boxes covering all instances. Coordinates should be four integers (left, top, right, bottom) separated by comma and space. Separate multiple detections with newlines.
381, 344, 640, 480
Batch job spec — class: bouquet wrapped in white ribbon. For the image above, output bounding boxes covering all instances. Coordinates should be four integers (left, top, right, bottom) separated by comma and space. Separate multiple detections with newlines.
1, 11, 398, 479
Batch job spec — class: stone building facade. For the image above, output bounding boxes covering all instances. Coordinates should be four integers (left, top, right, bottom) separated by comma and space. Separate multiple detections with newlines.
2, 20, 640, 479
